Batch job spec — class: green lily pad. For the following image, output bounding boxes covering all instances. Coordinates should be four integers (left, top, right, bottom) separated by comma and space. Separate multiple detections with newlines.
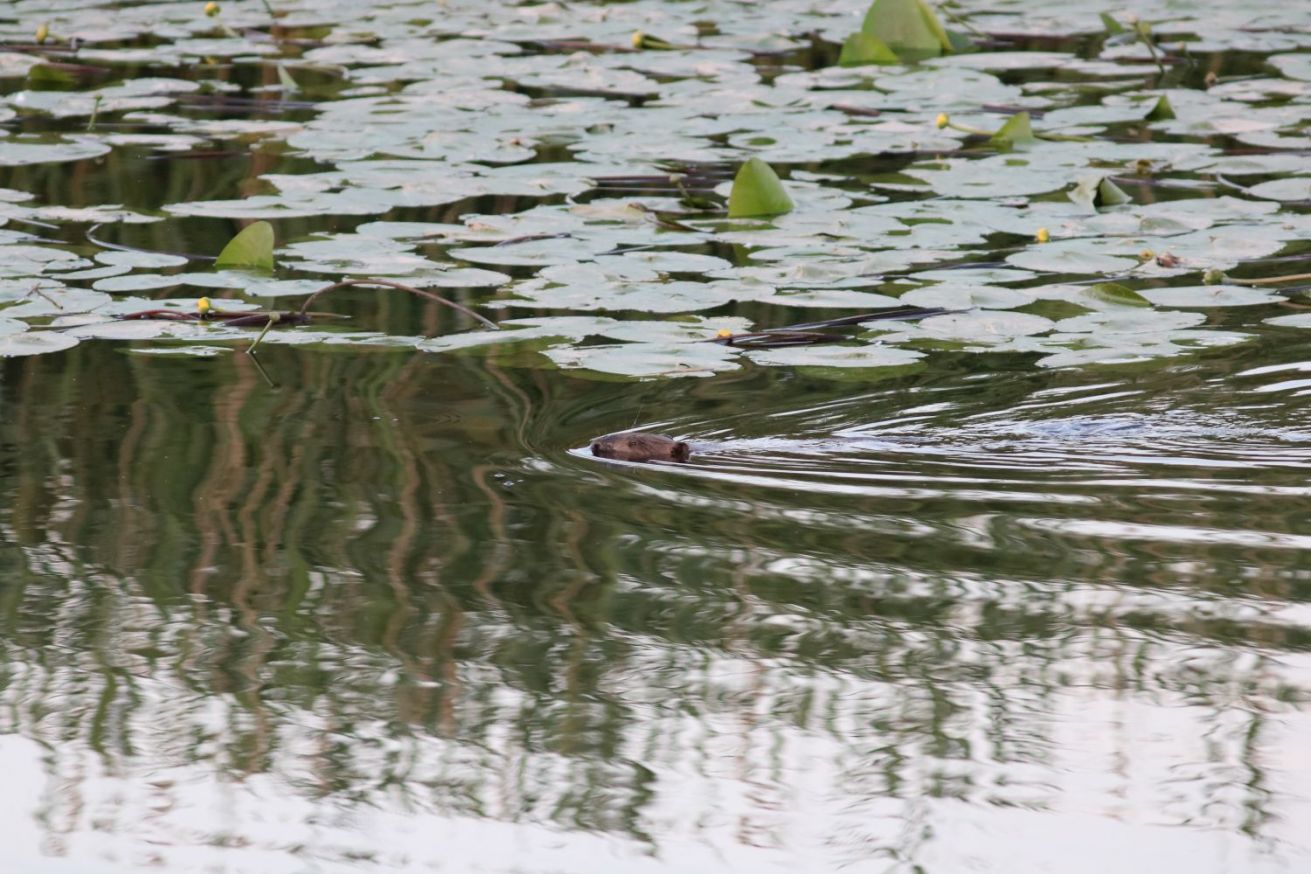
1069, 175, 1131, 211
861, 0, 952, 58
214, 221, 275, 272
1145, 95, 1176, 121
838, 32, 899, 67
727, 158, 794, 219
1086, 283, 1151, 308
991, 112, 1038, 147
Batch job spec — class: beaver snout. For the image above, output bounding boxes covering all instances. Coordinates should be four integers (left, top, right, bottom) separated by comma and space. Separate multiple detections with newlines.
590, 432, 691, 463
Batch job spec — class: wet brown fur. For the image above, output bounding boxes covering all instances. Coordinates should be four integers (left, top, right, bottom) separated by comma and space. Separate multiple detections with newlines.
590, 432, 691, 463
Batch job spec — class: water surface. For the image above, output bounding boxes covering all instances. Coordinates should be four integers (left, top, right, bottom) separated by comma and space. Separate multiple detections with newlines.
2, 333, 1310, 873
1, 0, 1310, 871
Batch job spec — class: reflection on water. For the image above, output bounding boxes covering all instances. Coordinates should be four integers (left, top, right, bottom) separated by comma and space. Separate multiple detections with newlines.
1, 334, 1309, 873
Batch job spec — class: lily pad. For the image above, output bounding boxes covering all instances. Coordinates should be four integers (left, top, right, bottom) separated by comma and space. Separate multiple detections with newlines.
861, 0, 952, 58
727, 158, 794, 219
1006, 242, 1138, 275
544, 341, 741, 379
0, 331, 79, 356
920, 311, 1055, 341
747, 343, 925, 370
838, 33, 899, 67
1069, 175, 1131, 211
1139, 285, 1285, 308
991, 112, 1038, 147
215, 221, 276, 272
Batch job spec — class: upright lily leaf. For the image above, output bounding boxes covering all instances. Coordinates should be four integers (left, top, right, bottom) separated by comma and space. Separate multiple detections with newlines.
728, 158, 794, 218
861, 0, 952, 58
215, 220, 275, 272
1087, 283, 1151, 307
1069, 175, 1131, 212
1145, 95, 1175, 120
838, 32, 899, 67
26, 64, 78, 88
276, 64, 300, 92
1099, 12, 1126, 35
1098, 177, 1131, 207
991, 112, 1037, 147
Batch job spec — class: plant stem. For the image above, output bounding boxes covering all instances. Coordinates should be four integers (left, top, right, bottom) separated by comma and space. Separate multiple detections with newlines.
245, 313, 279, 354
297, 278, 499, 330
1228, 272, 1311, 286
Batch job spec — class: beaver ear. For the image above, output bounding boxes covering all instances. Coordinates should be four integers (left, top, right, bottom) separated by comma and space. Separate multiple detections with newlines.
671, 441, 691, 462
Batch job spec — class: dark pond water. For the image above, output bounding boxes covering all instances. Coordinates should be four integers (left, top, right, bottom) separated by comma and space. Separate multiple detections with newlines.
2, 0, 1311, 872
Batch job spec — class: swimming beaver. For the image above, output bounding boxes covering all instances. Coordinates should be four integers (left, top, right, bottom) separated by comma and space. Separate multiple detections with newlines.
590, 432, 691, 463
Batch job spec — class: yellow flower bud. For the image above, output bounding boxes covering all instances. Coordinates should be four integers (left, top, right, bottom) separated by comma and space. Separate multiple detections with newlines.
1138, 249, 1154, 261
35, 22, 49, 44
1035, 227, 1050, 243
204, 2, 220, 17
197, 297, 212, 315
631, 30, 645, 49
715, 328, 733, 339
935, 112, 949, 129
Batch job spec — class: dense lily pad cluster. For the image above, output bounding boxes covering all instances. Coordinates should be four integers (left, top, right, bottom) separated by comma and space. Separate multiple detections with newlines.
0, 0, 1308, 376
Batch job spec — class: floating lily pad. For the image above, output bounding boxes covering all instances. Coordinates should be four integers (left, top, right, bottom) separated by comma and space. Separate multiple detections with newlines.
1085, 283, 1150, 308
920, 311, 1055, 341
544, 341, 741, 379
0, 331, 79, 356
0, 137, 111, 166
1007, 242, 1138, 275
1139, 285, 1285, 307
900, 284, 1035, 310
97, 250, 190, 270
1246, 179, 1311, 202
1265, 314, 1311, 329
747, 343, 925, 370
1055, 310, 1206, 334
